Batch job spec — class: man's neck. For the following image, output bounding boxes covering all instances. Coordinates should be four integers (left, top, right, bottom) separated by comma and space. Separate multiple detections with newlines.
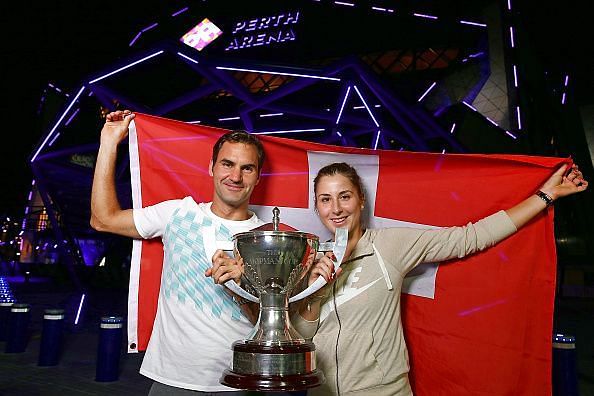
210, 201, 251, 221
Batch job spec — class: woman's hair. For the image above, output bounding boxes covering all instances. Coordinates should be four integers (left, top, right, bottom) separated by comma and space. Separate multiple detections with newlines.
313, 162, 365, 201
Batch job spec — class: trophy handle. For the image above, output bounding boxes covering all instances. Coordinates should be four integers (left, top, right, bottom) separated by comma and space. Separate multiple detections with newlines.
288, 228, 348, 303
224, 280, 260, 303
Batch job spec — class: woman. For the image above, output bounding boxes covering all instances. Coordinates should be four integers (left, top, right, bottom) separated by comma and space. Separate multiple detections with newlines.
294, 162, 587, 396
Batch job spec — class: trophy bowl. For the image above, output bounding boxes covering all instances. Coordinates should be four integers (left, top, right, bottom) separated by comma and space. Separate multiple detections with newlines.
220, 210, 325, 391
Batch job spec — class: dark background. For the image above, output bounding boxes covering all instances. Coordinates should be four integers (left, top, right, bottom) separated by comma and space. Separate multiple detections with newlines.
1, 0, 592, 218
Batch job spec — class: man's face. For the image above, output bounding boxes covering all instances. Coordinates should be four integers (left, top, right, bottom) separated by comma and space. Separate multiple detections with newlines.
210, 142, 260, 214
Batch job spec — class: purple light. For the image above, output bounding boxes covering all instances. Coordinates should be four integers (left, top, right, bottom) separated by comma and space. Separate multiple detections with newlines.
513, 65, 518, 87
505, 131, 518, 139
74, 294, 86, 325
89, 50, 164, 84
336, 86, 352, 124
171, 7, 189, 17
373, 130, 381, 149
48, 132, 61, 147
417, 81, 437, 102
374, 104, 381, 108
462, 101, 477, 111
485, 117, 499, 127
176, 52, 199, 64
450, 123, 456, 133
253, 128, 325, 135
352, 85, 380, 127
507, 0, 512, 11
18, 231, 24, 236
31, 86, 86, 162
459, 20, 487, 27
371, 6, 394, 13
64, 108, 80, 126
564, 75, 569, 87
334, 1, 355, 6
27, 191, 33, 201
215, 66, 341, 81
413, 13, 438, 20
141, 22, 159, 33
509, 27, 515, 48
468, 51, 485, 59
336, 131, 343, 137
441, 148, 446, 154
516, 106, 522, 129
24, 207, 29, 214
353, 105, 365, 109
129, 31, 142, 47
561, 92, 567, 105
259, 112, 284, 117
187, 120, 201, 124
218, 116, 241, 121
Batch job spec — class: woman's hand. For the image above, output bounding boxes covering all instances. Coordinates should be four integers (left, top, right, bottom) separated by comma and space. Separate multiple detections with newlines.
205, 249, 244, 285
540, 164, 588, 200
309, 252, 342, 286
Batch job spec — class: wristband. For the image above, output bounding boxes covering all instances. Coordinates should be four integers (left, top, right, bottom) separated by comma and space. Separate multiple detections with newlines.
536, 190, 554, 207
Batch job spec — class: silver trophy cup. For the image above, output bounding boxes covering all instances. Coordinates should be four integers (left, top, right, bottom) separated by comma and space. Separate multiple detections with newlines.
220, 208, 325, 391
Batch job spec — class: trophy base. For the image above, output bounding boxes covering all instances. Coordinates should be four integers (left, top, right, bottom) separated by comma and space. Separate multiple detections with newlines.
221, 369, 325, 392
220, 341, 325, 391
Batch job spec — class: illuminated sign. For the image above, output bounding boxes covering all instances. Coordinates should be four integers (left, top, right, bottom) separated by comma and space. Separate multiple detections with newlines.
181, 18, 223, 51
226, 11, 300, 51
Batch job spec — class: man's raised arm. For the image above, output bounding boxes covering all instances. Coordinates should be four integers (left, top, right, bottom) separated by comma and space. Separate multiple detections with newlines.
90, 110, 141, 238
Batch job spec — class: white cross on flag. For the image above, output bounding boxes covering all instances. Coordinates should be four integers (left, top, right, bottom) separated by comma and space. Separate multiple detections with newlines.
128, 113, 567, 395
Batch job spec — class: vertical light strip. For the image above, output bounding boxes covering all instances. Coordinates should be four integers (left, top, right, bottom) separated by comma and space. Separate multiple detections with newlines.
373, 130, 381, 149
516, 106, 522, 129
509, 27, 515, 48
513, 65, 518, 87
507, 0, 512, 10
564, 75, 569, 87
335, 86, 352, 124
74, 294, 86, 325
450, 123, 456, 133
561, 92, 567, 105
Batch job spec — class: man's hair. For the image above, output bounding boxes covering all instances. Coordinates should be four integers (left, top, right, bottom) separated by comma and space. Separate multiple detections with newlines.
211, 130, 265, 174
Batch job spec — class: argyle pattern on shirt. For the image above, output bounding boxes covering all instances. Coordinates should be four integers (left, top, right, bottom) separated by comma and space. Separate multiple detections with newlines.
161, 205, 242, 321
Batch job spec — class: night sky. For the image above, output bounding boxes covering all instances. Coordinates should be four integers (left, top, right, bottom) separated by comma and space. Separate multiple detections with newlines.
1, 0, 592, 218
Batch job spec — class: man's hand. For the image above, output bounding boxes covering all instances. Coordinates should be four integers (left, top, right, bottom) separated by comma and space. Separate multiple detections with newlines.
206, 249, 244, 284
100, 110, 135, 147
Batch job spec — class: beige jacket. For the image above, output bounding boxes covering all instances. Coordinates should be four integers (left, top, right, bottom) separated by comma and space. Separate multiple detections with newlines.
295, 210, 517, 396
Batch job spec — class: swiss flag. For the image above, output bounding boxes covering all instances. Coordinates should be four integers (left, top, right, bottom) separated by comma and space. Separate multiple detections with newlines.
128, 113, 567, 395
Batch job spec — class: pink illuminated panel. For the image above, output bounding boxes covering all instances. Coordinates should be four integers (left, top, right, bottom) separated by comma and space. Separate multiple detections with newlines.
180, 18, 223, 51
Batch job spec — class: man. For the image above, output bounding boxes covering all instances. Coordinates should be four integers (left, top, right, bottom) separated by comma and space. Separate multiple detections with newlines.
91, 110, 264, 395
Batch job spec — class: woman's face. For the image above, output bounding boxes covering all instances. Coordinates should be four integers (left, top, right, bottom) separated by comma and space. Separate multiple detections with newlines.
315, 174, 364, 239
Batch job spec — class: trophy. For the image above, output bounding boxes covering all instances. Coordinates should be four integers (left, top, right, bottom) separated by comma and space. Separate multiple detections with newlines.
220, 207, 326, 391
